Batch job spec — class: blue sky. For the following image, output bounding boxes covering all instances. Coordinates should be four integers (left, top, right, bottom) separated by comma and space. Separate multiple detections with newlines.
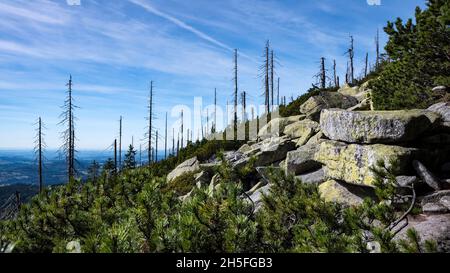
0, 0, 426, 149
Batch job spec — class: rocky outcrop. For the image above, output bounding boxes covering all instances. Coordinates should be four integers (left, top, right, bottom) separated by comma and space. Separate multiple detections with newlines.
167, 157, 200, 182
413, 160, 446, 191
284, 144, 321, 176
395, 214, 450, 252
295, 168, 325, 185
320, 109, 439, 144
318, 180, 375, 207
283, 119, 320, 146
315, 140, 419, 186
248, 184, 271, 212
232, 136, 296, 169
299, 92, 358, 121
258, 115, 305, 140
428, 102, 450, 130
421, 190, 450, 214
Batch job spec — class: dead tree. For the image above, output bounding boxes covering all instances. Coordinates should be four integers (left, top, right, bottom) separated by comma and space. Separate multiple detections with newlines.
34, 117, 45, 194
119, 116, 122, 170
233, 49, 238, 140
375, 29, 380, 69
180, 110, 184, 148
241, 91, 247, 122
333, 60, 338, 87
345, 36, 355, 84
114, 139, 117, 173
315, 57, 328, 89
155, 130, 158, 162
59, 75, 77, 181
264, 41, 270, 114
172, 128, 175, 155
364, 52, 369, 78
213, 88, 217, 133
277, 77, 280, 106
270, 50, 274, 110
164, 112, 168, 159
147, 81, 154, 164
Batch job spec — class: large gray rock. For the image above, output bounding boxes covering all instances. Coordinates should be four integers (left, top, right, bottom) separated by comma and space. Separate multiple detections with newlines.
315, 140, 419, 186
283, 119, 320, 146
413, 160, 445, 191
320, 109, 439, 144
248, 184, 271, 212
395, 214, 450, 252
428, 102, 450, 130
233, 137, 296, 169
299, 92, 359, 121
421, 190, 450, 214
258, 115, 305, 140
167, 157, 200, 182
284, 144, 321, 175
295, 168, 325, 184
318, 180, 375, 207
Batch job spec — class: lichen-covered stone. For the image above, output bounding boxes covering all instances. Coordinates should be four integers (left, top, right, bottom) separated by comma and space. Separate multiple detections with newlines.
284, 144, 321, 175
318, 180, 374, 206
315, 140, 419, 186
299, 92, 358, 121
258, 115, 305, 140
283, 119, 319, 142
320, 109, 439, 144
167, 157, 200, 182
305, 131, 324, 145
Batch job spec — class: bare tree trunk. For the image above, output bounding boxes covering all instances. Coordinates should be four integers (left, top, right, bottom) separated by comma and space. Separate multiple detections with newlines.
165, 112, 168, 159
376, 28, 380, 69
277, 77, 280, 106
349, 35, 354, 84
114, 139, 117, 173
365, 52, 369, 78
148, 81, 153, 164
172, 128, 175, 155
155, 130, 158, 162
333, 60, 337, 87
37, 117, 43, 194
214, 88, 217, 133
181, 110, 184, 148
119, 116, 122, 170
320, 57, 326, 89
270, 50, 274, 111
265, 41, 270, 114
233, 49, 238, 140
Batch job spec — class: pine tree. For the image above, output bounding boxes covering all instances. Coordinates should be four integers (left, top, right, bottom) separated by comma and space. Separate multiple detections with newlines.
370, 0, 450, 109
124, 145, 137, 169
87, 160, 100, 182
